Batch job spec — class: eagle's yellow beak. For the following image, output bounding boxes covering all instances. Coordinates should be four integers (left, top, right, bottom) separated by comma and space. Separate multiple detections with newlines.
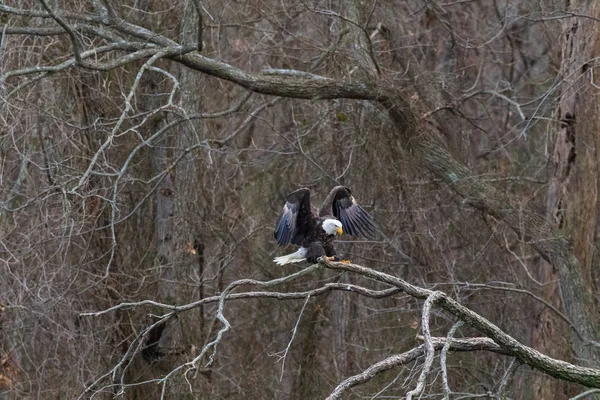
337, 227, 343, 235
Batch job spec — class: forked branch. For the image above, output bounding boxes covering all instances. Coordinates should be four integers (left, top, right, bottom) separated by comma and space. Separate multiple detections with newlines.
326, 337, 510, 400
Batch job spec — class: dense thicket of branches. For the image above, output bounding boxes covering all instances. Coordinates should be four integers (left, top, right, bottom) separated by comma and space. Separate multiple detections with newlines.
1, 0, 600, 399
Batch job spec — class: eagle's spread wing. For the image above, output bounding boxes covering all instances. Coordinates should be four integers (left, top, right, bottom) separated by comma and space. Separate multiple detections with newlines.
320, 186, 377, 238
274, 188, 312, 247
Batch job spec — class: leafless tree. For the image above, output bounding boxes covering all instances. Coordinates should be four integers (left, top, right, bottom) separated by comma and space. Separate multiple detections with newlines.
1, 0, 600, 398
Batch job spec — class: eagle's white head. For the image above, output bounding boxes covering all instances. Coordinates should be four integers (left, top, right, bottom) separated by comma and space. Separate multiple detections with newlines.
322, 219, 343, 236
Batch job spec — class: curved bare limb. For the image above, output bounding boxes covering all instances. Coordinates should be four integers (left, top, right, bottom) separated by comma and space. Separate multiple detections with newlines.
320, 259, 600, 388
326, 337, 509, 400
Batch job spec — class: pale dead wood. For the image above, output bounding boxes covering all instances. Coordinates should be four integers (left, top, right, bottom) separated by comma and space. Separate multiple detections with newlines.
326, 337, 509, 400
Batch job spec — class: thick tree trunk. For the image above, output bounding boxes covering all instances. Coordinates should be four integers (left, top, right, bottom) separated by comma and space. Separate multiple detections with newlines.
548, 1, 599, 306
168, 0, 208, 389
124, 84, 175, 400
533, 2, 600, 396
540, 0, 600, 376
130, 3, 208, 398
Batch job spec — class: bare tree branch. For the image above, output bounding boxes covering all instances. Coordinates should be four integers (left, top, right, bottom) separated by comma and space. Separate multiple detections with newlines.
273, 294, 311, 381
326, 337, 509, 400
494, 359, 521, 398
321, 259, 600, 388
441, 321, 464, 399
406, 291, 442, 400
80, 282, 401, 317
571, 389, 600, 400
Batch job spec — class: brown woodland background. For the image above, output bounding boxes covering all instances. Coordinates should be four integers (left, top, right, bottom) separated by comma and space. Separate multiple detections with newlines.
1, 0, 600, 398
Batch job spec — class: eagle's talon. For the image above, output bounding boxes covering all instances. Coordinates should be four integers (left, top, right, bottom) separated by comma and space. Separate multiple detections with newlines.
341, 259, 351, 264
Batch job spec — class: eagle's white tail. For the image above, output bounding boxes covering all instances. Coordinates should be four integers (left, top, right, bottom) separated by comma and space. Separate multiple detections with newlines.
273, 247, 308, 265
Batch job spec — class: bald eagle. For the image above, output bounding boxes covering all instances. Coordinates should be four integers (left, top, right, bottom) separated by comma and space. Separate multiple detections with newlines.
273, 186, 376, 265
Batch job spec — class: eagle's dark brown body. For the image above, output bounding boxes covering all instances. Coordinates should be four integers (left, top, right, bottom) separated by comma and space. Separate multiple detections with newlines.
273, 186, 376, 265
298, 215, 338, 263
